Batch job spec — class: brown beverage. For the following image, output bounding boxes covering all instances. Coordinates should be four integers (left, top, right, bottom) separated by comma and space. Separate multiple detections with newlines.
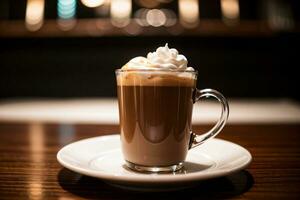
117, 71, 196, 166
116, 45, 229, 173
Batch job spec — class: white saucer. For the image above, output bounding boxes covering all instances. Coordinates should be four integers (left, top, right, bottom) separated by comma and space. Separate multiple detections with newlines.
57, 134, 252, 191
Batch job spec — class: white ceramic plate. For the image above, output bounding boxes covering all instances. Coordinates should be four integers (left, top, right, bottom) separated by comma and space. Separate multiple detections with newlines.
57, 134, 252, 191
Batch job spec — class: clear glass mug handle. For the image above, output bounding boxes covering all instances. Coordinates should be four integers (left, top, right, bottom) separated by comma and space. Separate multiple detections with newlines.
189, 89, 229, 149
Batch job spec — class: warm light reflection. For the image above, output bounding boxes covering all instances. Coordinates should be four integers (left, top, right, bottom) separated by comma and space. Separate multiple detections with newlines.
29, 182, 43, 199
81, 0, 105, 8
178, 0, 199, 28
28, 123, 45, 200
59, 197, 79, 200
29, 123, 44, 156
146, 9, 166, 27
110, 0, 132, 27
221, 0, 239, 25
57, 0, 77, 31
135, 8, 176, 27
25, 0, 45, 31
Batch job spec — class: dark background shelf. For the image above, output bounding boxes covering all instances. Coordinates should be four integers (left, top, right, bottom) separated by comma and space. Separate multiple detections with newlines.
0, 0, 299, 100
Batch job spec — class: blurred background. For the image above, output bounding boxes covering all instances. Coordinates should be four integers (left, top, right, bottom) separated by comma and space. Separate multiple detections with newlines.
0, 0, 299, 100
1, 2, 300, 198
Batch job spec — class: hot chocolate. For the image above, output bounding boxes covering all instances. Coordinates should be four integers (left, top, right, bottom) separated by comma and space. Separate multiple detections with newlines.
117, 72, 196, 166
115, 44, 229, 172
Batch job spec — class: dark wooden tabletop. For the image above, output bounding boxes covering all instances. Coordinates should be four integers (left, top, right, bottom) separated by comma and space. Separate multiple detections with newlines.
0, 122, 299, 199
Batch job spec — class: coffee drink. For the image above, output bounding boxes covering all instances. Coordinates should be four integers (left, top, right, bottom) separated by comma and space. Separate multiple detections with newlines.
116, 44, 229, 172
117, 72, 196, 166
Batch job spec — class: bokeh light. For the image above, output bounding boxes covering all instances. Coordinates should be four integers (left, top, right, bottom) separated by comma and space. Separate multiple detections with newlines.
135, 8, 176, 27
25, 0, 45, 31
57, 0, 77, 31
58, 0, 76, 19
178, 0, 199, 28
146, 9, 166, 27
111, 0, 132, 28
221, 0, 240, 25
81, 0, 105, 8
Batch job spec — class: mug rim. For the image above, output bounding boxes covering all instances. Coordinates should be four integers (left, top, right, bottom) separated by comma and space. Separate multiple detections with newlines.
115, 69, 198, 75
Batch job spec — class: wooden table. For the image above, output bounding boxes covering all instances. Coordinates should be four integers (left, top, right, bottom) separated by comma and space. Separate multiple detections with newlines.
0, 123, 299, 199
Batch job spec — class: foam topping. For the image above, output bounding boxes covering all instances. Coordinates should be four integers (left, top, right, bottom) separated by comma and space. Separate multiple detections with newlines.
122, 44, 195, 71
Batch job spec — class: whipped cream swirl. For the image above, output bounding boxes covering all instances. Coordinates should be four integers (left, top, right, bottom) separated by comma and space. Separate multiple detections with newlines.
122, 44, 194, 71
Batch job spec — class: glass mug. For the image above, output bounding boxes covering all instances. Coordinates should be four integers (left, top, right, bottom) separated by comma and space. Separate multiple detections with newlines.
116, 69, 229, 173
